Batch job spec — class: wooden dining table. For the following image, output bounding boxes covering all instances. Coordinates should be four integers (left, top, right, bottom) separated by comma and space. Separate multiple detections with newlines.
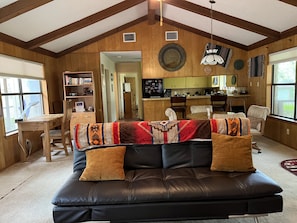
17, 114, 64, 162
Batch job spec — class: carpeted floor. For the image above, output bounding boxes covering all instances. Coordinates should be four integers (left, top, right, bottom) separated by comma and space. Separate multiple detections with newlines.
1, 135, 297, 223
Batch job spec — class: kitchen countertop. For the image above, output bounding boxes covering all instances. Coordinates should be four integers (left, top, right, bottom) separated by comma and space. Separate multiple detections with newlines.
142, 94, 250, 101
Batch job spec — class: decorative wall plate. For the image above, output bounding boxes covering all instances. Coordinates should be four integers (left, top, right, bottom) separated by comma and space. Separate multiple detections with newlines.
231, 75, 237, 85
158, 43, 186, 71
234, 59, 244, 70
203, 65, 212, 75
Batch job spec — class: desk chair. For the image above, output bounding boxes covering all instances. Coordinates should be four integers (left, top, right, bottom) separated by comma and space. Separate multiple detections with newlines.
247, 105, 270, 153
41, 100, 73, 156
211, 95, 227, 112
170, 96, 187, 119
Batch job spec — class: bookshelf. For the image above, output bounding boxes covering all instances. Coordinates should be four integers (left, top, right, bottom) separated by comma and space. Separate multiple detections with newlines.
63, 71, 96, 132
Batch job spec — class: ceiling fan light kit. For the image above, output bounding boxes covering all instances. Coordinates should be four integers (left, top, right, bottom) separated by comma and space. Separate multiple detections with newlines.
201, 0, 224, 65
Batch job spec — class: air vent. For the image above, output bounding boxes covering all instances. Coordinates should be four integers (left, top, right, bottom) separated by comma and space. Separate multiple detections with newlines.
123, 32, 136, 42
165, 31, 178, 41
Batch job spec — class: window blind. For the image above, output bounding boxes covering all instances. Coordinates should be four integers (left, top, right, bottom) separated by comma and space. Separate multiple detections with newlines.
0, 54, 44, 79
269, 46, 297, 65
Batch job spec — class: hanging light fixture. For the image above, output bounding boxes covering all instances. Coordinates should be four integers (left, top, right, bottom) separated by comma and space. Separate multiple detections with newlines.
201, 0, 224, 65
160, 0, 163, 26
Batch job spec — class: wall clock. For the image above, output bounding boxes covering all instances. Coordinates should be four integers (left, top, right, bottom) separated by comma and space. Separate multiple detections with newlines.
158, 43, 186, 72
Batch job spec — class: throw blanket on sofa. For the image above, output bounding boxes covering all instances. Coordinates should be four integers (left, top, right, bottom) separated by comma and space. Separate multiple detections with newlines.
210, 118, 250, 136
74, 120, 211, 150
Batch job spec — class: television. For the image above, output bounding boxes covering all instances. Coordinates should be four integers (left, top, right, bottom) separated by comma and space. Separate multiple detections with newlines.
142, 79, 164, 98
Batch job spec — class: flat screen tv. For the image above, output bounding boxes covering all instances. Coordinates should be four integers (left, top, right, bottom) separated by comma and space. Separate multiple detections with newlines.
142, 79, 164, 98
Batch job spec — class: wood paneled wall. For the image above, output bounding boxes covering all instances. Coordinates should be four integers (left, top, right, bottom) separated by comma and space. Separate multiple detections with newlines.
56, 21, 248, 122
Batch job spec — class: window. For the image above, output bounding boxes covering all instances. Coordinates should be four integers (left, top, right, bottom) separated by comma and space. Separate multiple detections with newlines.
0, 77, 44, 134
271, 61, 297, 119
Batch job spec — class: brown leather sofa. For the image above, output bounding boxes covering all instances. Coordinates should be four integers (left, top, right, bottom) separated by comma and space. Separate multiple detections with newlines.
52, 139, 283, 223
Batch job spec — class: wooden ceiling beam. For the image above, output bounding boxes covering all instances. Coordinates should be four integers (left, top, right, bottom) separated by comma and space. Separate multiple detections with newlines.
26, 0, 146, 49
147, 0, 159, 25
279, 0, 297, 7
0, 0, 53, 23
165, 0, 280, 39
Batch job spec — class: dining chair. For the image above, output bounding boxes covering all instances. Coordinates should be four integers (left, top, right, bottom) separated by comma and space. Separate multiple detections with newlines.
41, 100, 73, 156
211, 94, 227, 112
170, 96, 187, 119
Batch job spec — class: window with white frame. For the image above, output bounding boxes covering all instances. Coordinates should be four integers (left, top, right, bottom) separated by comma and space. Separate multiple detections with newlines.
0, 77, 44, 134
0, 54, 45, 134
270, 47, 297, 120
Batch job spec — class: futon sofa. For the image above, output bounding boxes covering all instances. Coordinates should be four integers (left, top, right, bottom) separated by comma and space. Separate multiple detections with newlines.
52, 119, 283, 223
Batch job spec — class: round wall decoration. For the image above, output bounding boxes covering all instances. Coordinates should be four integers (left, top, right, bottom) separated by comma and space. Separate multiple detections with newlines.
158, 43, 186, 71
234, 59, 244, 70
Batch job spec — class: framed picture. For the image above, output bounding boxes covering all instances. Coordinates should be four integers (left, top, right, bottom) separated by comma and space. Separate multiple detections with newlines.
75, 101, 85, 112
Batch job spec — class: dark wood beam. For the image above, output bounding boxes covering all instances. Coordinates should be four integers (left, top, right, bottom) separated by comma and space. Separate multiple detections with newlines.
56, 16, 147, 58
281, 26, 297, 38
147, 0, 159, 25
165, 0, 280, 39
0, 33, 57, 57
0, 0, 53, 23
27, 0, 146, 49
279, 0, 297, 7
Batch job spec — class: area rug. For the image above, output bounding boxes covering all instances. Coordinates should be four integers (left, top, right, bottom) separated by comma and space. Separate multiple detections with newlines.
281, 159, 297, 176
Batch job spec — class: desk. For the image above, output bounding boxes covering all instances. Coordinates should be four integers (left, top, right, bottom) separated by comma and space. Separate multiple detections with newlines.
17, 114, 63, 162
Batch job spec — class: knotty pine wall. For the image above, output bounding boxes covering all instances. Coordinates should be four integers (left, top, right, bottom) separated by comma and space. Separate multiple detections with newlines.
56, 21, 248, 122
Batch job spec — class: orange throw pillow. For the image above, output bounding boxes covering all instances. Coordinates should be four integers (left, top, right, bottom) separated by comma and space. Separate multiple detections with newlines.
211, 133, 256, 172
79, 146, 126, 181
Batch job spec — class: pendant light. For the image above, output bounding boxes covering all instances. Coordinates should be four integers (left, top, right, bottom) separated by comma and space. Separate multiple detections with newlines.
160, 0, 163, 26
201, 0, 224, 65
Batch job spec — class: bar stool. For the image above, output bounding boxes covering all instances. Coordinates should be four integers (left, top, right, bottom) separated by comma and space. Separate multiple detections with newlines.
229, 98, 246, 113
170, 96, 187, 119
211, 95, 227, 112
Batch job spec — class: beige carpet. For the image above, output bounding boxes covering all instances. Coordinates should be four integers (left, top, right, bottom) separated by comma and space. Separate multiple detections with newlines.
0, 135, 297, 223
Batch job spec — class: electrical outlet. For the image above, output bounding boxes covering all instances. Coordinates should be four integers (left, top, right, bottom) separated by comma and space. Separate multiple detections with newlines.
257, 81, 259, 87
249, 82, 252, 87
286, 129, 290, 135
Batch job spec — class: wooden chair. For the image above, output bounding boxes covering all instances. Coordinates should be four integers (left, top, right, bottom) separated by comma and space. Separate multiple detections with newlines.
170, 96, 187, 119
211, 94, 227, 112
41, 100, 73, 156
247, 105, 270, 153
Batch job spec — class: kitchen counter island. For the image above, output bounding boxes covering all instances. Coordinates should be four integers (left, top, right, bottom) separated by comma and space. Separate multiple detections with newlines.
142, 95, 250, 121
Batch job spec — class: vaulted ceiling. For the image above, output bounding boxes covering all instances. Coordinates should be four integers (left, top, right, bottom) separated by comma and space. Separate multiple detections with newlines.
1, 0, 297, 58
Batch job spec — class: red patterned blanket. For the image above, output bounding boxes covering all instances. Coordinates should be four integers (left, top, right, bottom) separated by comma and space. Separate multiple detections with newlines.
74, 120, 211, 150
74, 118, 250, 151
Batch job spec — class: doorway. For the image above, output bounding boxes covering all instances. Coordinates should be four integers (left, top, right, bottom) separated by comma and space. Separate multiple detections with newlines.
100, 51, 142, 122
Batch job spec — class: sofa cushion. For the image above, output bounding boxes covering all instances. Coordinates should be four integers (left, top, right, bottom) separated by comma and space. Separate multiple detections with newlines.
210, 133, 256, 172
79, 146, 126, 181
124, 144, 162, 169
162, 140, 212, 169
